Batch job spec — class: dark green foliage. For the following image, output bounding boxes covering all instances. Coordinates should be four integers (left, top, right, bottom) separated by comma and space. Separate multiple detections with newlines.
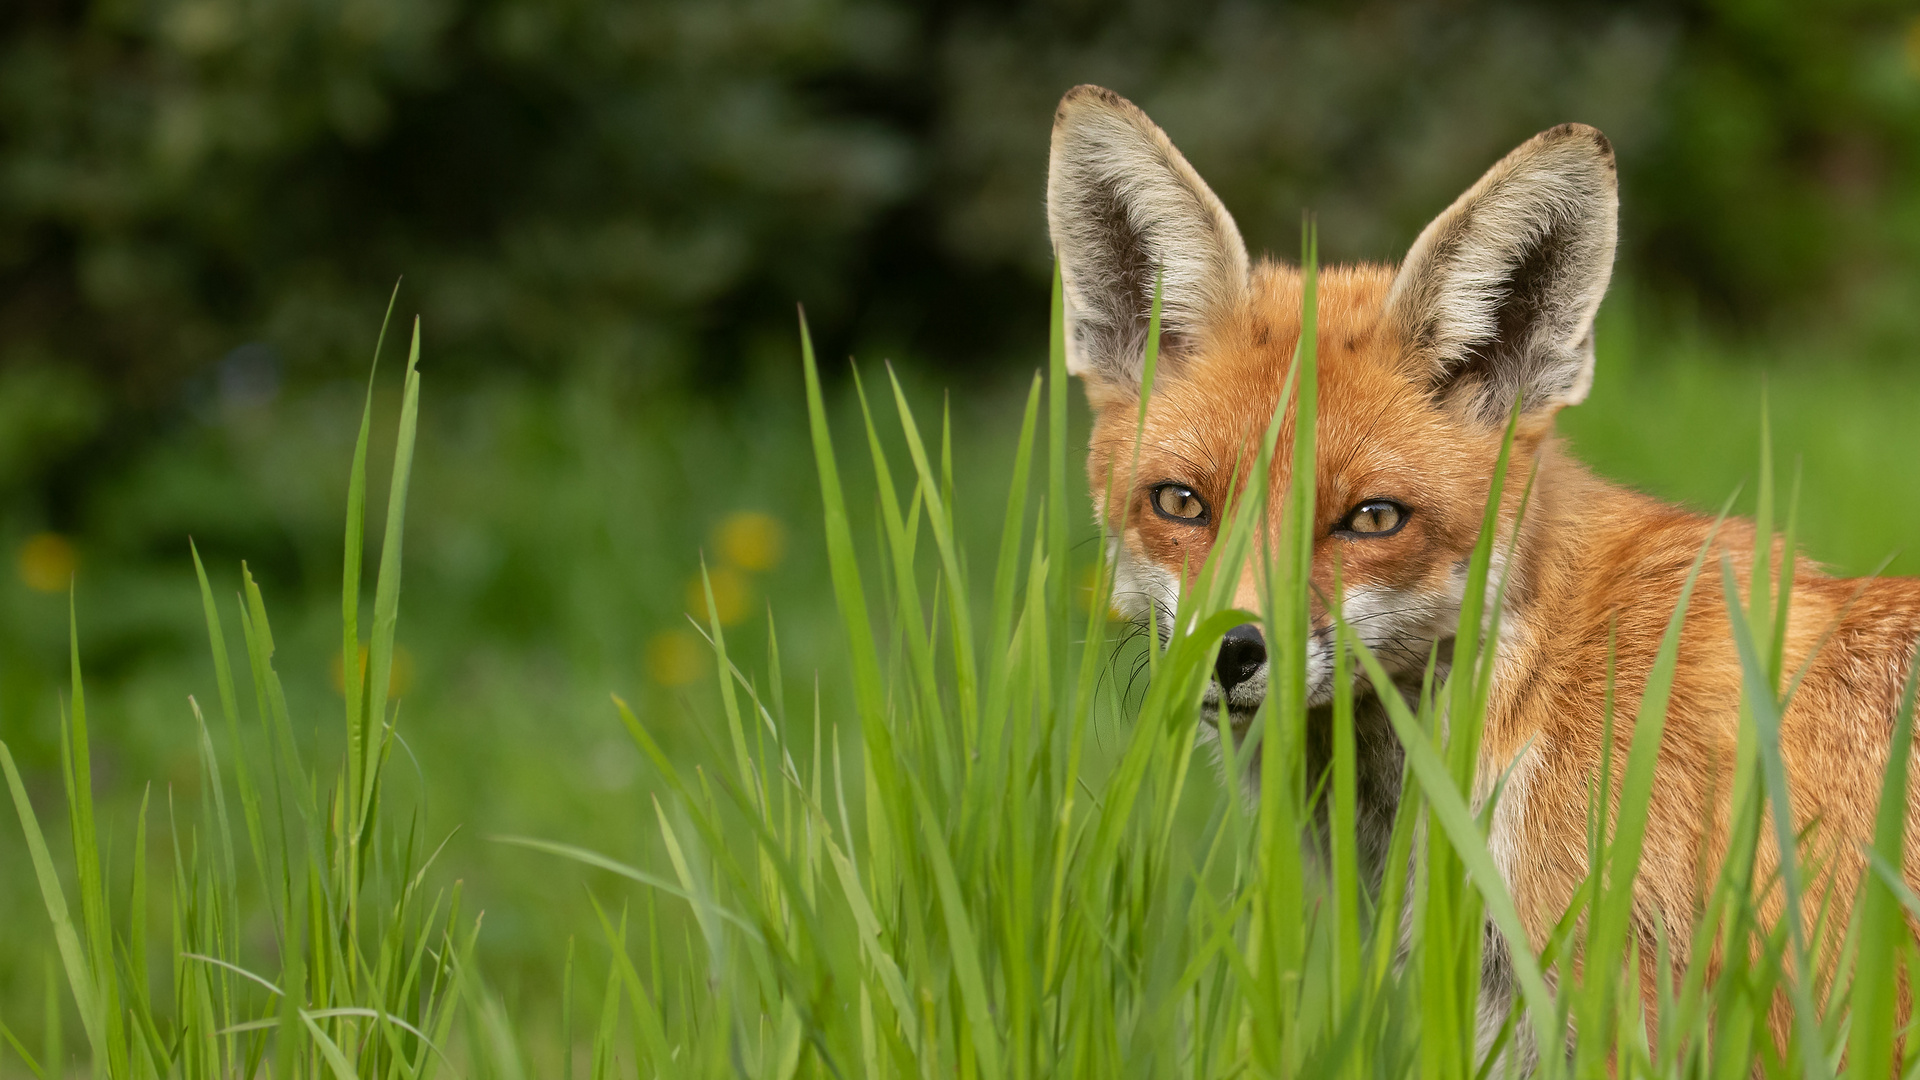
2, 0, 1918, 506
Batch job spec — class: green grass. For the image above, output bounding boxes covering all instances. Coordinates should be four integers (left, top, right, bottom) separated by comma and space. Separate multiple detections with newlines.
4, 256, 1920, 1077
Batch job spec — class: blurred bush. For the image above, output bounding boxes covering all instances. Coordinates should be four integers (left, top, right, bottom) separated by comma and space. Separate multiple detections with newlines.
1, 0, 1917, 517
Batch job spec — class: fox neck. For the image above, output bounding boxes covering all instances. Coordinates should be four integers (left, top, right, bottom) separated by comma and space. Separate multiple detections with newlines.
1469, 436, 1656, 803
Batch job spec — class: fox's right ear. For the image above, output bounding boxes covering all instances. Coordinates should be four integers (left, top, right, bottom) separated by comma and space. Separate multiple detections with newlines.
1048, 86, 1250, 393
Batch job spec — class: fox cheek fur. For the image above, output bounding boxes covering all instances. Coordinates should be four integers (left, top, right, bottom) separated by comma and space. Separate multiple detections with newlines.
1047, 82, 1920, 1052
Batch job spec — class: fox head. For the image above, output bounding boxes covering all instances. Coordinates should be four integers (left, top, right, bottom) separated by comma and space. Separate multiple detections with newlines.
1047, 85, 1618, 733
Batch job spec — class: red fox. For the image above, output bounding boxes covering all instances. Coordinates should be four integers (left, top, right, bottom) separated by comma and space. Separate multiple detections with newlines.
1046, 84, 1920, 1041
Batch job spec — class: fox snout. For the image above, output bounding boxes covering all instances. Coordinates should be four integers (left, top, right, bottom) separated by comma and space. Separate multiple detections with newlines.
1201, 622, 1267, 733
1215, 623, 1266, 695
1204, 620, 1350, 733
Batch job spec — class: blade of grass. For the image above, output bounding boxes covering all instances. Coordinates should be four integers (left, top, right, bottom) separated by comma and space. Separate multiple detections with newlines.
1341, 618, 1562, 1060
1847, 652, 1920, 1080
0, 743, 103, 1060
359, 319, 423, 834
344, 282, 400, 862
1719, 554, 1827, 1079
1577, 495, 1733, 1069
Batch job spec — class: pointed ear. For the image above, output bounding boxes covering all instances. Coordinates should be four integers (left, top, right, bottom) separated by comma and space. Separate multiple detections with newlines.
1386, 123, 1618, 423
1047, 85, 1250, 391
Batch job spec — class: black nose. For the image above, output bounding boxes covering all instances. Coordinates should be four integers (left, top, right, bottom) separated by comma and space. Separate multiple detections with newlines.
1215, 623, 1267, 693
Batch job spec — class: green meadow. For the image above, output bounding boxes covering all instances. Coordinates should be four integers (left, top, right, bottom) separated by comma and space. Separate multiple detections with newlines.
4, 260, 1920, 1076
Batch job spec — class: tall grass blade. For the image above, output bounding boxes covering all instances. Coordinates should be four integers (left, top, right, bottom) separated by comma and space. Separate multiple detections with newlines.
1342, 621, 1561, 1059
1847, 654, 1920, 1080
1577, 496, 1733, 1068
0, 744, 103, 1061
360, 319, 423, 834
1720, 554, 1827, 1078
344, 282, 400, 859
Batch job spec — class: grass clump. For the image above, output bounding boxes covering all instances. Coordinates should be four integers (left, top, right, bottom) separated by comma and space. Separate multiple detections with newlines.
6, 236, 1920, 1079
4, 313, 474, 1079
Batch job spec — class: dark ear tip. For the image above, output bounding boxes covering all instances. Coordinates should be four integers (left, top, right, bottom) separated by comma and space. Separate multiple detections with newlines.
1536, 122, 1616, 168
1055, 84, 1133, 127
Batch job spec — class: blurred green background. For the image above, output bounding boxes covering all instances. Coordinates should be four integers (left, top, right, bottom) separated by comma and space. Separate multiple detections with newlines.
3, 0, 1919, 1035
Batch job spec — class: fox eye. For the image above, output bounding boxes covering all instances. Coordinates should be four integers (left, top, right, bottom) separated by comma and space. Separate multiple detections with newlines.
1338, 499, 1408, 538
1150, 483, 1209, 524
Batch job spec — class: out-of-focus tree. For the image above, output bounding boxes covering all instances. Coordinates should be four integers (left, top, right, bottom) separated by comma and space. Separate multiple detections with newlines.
1, 0, 1916, 511
0, 0, 920, 409
1634, 0, 1920, 352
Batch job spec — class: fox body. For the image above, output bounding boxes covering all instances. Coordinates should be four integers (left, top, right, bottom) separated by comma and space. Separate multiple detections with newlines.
1047, 85, 1920, 1037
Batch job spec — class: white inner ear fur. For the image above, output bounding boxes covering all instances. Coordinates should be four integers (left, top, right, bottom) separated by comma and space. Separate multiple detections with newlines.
1047, 85, 1250, 389
1386, 124, 1618, 422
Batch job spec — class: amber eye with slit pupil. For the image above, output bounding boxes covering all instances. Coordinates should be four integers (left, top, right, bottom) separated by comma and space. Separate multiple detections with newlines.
1151, 484, 1207, 523
1343, 500, 1405, 536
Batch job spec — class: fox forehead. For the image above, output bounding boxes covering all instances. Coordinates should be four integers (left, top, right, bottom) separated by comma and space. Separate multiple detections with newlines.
1087, 261, 1511, 570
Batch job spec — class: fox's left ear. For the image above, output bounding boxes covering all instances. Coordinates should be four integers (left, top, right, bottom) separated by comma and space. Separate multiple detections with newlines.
1386, 123, 1618, 423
